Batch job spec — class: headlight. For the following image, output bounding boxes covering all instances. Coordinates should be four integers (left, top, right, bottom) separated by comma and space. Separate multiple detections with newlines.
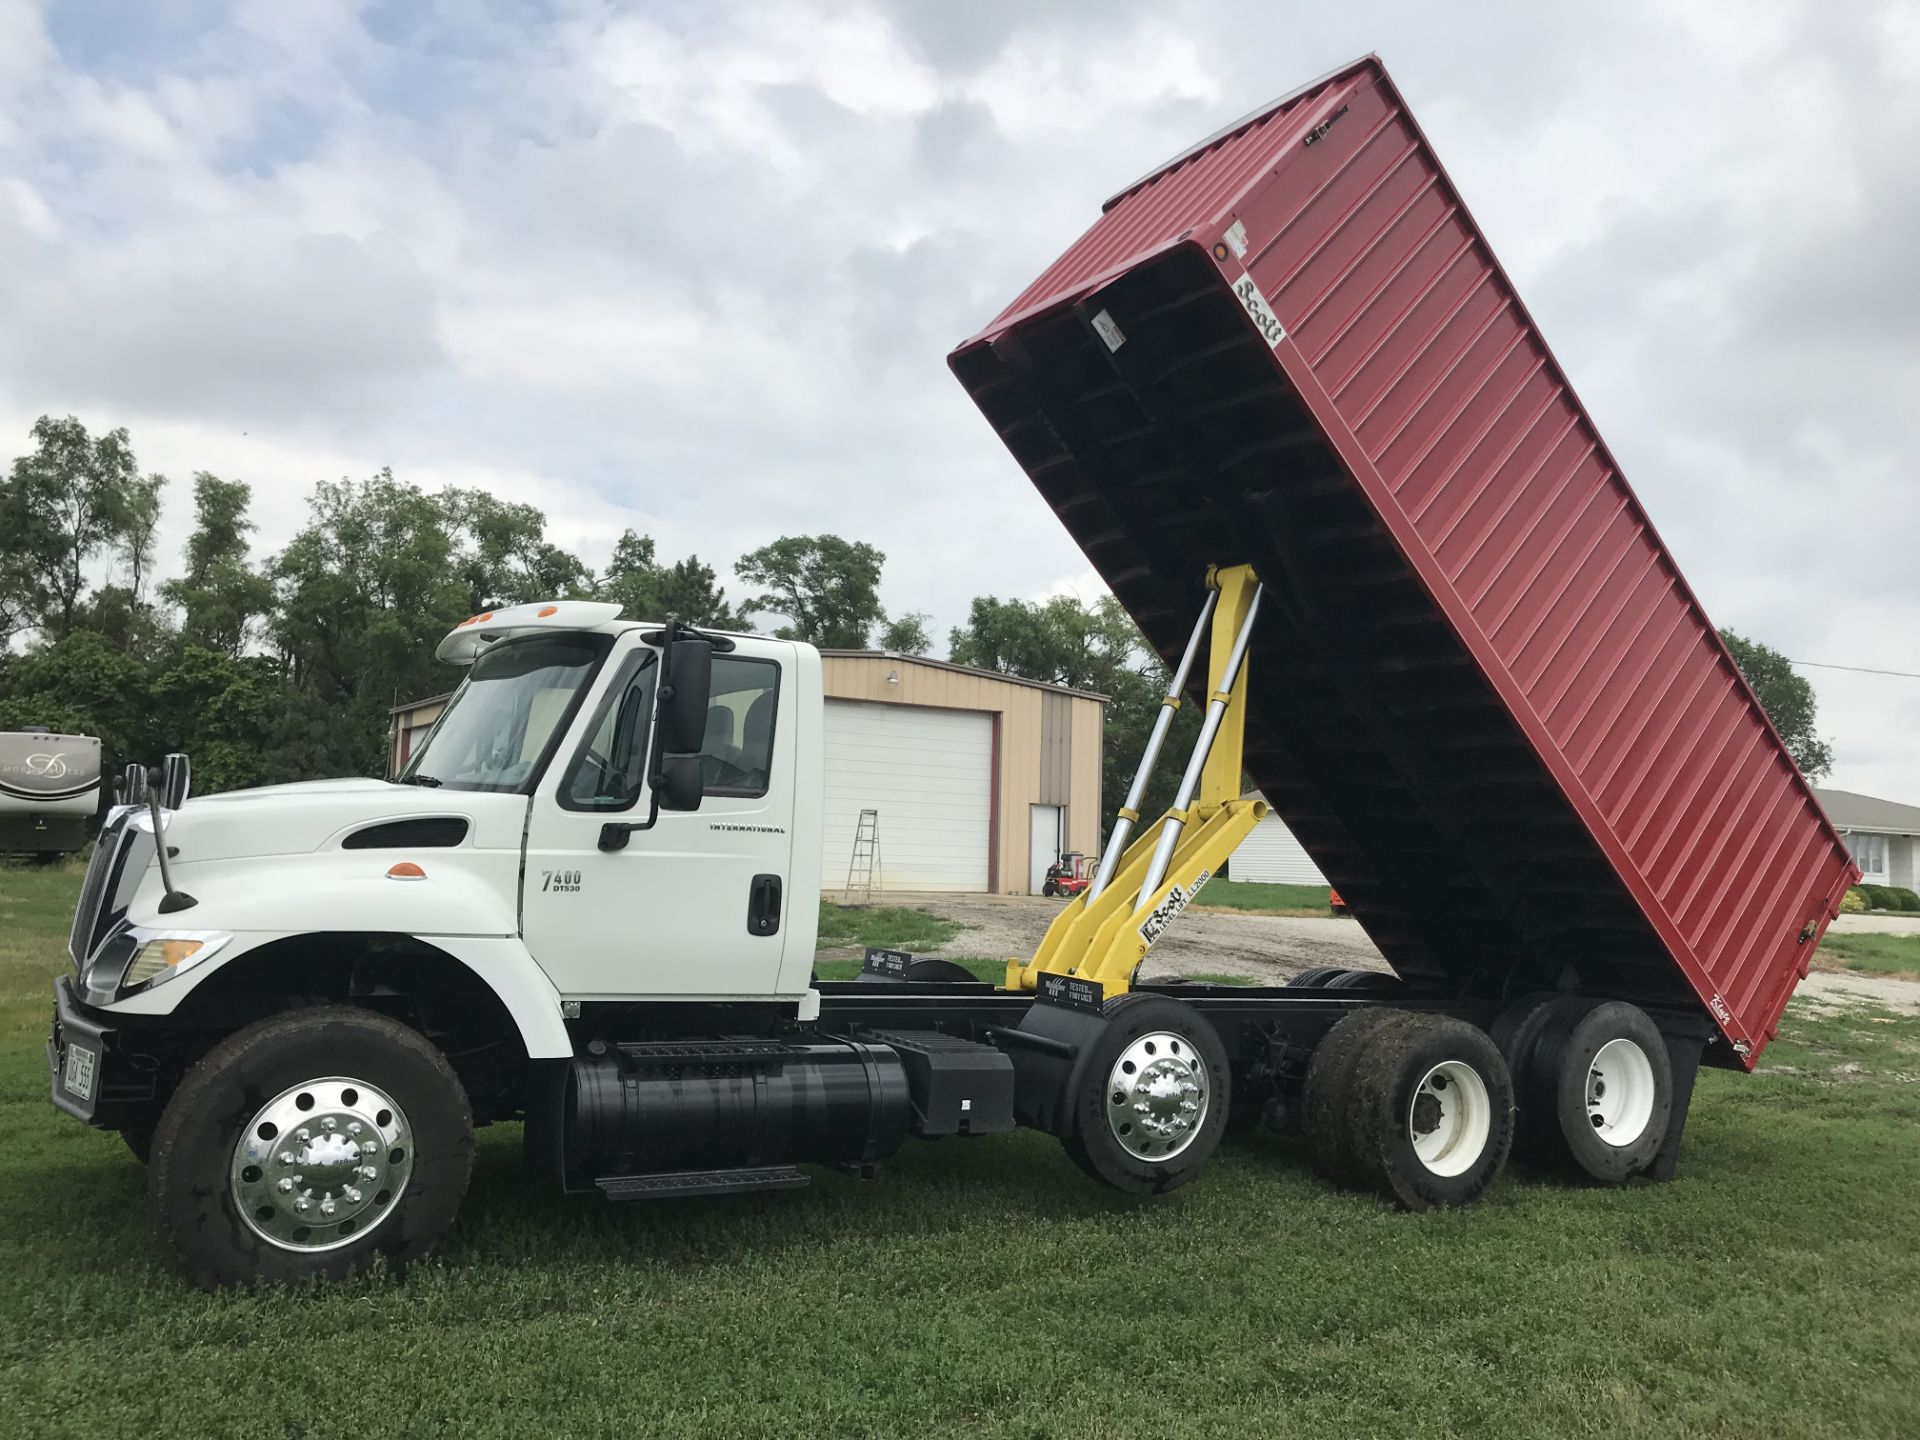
121, 931, 231, 990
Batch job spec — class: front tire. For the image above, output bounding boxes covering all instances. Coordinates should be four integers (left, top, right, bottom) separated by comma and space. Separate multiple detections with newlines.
149, 1006, 474, 1289
1061, 995, 1229, 1195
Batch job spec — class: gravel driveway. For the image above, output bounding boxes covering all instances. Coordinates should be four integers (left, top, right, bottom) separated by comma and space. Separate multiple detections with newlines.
892, 890, 1391, 983
884, 890, 1920, 1013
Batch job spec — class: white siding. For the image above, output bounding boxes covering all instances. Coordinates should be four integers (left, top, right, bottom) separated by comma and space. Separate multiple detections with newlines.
1231, 809, 1328, 886
822, 699, 992, 892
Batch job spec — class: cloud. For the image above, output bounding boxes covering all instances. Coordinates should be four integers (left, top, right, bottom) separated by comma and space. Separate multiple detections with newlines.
2, 0, 1915, 801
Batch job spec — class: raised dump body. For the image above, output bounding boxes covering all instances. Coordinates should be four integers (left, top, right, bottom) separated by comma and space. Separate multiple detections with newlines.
950, 55, 1855, 1067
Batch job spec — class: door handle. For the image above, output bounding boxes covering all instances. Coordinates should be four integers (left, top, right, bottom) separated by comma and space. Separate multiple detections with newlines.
748, 874, 782, 936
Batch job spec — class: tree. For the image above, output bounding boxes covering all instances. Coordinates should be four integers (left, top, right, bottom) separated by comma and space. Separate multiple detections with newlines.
878, 612, 931, 655
440, 489, 592, 611
161, 474, 275, 658
598, 529, 748, 629
117, 472, 167, 611
1719, 628, 1834, 781
0, 416, 141, 641
267, 472, 472, 775
950, 593, 1201, 836
736, 535, 888, 648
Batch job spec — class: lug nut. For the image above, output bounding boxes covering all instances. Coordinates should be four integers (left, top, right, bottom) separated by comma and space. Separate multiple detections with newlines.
278, 1151, 295, 1166
319, 1197, 337, 1216
344, 1187, 363, 1204
277, 1178, 294, 1194
321, 1117, 337, 1131
347, 1122, 363, 1136
294, 1197, 311, 1214
362, 1140, 379, 1156
296, 1128, 311, 1142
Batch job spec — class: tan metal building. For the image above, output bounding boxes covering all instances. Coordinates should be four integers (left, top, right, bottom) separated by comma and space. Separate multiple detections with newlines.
388, 650, 1105, 896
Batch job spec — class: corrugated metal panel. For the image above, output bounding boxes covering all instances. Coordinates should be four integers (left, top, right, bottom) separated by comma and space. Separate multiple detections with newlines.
1039, 691, 1073, 805
951, 56, 1856, 1063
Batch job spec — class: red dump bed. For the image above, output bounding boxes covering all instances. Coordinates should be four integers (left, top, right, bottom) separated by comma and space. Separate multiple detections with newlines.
950, 56, 1855, 1065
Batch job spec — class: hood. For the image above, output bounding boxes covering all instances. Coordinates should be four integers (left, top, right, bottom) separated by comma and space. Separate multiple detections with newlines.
162, 779, 529, 865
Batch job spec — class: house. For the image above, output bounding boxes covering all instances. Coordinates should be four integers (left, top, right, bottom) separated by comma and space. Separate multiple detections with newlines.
1814, 787, 1920, 891
389, 649, 1106, 897
1227, 793, 1328, 887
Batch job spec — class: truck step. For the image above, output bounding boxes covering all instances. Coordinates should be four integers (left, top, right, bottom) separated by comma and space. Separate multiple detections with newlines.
594, 1166, 812, 1201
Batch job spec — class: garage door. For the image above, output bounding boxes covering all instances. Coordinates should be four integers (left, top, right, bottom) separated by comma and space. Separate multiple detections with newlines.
823, 700, 992, 892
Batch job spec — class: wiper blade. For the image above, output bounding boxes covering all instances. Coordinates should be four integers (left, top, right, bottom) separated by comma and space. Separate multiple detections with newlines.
398, 773, 442, 788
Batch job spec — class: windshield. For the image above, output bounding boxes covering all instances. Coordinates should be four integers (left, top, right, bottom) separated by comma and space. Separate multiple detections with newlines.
401, 633, 609, 792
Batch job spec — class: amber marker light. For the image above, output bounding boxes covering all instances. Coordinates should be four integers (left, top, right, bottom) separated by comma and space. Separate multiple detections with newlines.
387, 862, 427, 881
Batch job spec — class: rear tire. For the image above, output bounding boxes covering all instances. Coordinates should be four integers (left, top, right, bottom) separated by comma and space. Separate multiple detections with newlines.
1287, 966, 1346, 989
150, 1005, 474, 1289
1304, 1007, 1401, 1187
1325, 969, 1400, 992
1061, 995, 1229, 1195
1516, 998, 1672, 1183
1345, 1014, 1514, 1210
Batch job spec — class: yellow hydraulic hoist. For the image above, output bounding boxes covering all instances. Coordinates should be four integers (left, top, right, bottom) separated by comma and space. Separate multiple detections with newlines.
1011, 564, 1269, 997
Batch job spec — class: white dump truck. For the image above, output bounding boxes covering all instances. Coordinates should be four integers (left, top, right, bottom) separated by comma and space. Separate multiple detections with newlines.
49, 56, 1854, 1290
1, 727, 102, 861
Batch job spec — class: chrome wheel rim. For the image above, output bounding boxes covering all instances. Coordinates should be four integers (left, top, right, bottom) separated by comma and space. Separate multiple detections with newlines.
1105, 1031, 1209, 1161
231, 1076, 414, 1252
1587, 1038, 1657, 1147
1408, 1060, 1491, 1177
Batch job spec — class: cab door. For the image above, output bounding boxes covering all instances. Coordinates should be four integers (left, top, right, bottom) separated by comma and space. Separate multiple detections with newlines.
520, 640, 796, 999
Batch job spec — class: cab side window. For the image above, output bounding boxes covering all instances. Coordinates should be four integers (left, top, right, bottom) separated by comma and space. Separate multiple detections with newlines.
560, 652, 657, 811
698, 657, 779, 798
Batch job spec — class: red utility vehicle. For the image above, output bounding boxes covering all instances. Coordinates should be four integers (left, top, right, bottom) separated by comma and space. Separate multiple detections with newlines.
1041, 852, 1093, 899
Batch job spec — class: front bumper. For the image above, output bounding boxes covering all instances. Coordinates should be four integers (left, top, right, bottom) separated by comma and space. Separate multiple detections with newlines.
47, 977, 156, 1128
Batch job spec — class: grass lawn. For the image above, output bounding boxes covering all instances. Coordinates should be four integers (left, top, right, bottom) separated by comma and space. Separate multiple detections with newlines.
1193, 878, 1334, 916
1815, 931, 1920, 980
5, 864, 1920, 1437
816, 899, 962, 952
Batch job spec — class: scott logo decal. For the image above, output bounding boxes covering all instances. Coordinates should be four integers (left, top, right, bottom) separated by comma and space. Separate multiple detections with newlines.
1231, 273, 1286, 348
1138, 870, 1212, 947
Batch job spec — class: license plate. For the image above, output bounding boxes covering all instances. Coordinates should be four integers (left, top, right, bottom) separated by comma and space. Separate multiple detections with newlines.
63, 1042, 98, 1103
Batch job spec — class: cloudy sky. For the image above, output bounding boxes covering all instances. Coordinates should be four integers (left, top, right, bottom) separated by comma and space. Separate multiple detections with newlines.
3, 0, 1916, 800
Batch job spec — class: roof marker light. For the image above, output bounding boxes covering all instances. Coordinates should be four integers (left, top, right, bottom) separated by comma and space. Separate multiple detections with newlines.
537, 605, 559, 617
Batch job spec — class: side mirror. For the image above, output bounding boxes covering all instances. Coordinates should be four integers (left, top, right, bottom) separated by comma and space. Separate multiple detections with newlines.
654, 751, 704, 812
161, 753, 191, 809
649, 622, 712, 813
655, 626, 714, 756
120, 763, 148, 808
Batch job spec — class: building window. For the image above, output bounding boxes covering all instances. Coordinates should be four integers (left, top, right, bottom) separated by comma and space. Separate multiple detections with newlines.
1847, 831, 1889, 880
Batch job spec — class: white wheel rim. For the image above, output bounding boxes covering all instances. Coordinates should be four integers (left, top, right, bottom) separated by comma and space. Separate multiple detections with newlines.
1408, 1060, 1491, 1178
1587, 1038, 1656, 1147
1105, 1031, 1209, 1161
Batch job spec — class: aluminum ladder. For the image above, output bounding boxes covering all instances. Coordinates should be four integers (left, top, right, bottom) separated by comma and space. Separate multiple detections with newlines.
844, 808, 881, 903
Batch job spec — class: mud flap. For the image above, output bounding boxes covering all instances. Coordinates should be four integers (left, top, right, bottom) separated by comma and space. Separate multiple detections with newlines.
1644, 1029, 1707, 1184
990, 995, 1113, 1138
